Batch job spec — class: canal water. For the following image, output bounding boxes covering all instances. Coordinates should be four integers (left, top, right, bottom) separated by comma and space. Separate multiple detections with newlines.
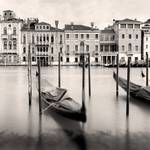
0, 66, 150, 150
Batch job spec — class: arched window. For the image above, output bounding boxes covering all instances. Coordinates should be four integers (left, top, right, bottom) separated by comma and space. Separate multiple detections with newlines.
128, 43, 132, 51
51, 35, 54, 43
32, 35, 34, 44
23, 47, 26, 53
4, 41, 7, 49
80, 41, 84, 52
32, 47, 34, 54
43, 34, 46, 42
43, 47, 45, 52
60, 34, 62, 43
13, 27, 16, 35
23, 35, 26, 44
51, 56, 54, 62
40, 47, 42, 52
40, 35, 42, 42
13, 40, 17, 49
9, 41, 12, 50
47, 34, 49, 42
4, 27, 7, 35
51, 47, 53, 54
37, 35, 39, 42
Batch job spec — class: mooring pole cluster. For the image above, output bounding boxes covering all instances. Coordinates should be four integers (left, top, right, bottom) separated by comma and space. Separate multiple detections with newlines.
116, 53, 131, 116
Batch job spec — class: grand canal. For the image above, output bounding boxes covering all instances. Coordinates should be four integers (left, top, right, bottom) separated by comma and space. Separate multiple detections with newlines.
0, 66, 150, 150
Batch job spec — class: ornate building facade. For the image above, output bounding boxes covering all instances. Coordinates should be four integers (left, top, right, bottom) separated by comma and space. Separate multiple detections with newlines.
0, 10, 147, 66
100, 27, 117, 65
0, 10, 23, 65
64, 23, 100, 64
21, 19, 64, 66
112, 19, 142, 65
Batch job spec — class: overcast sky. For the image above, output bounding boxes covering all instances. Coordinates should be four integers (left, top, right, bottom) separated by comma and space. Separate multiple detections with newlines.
0, 0, 149, 29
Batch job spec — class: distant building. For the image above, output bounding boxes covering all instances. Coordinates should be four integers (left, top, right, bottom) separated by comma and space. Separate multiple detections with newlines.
0, 10, 146, 66
21, 19, 64, 66
141, 19, 150, 60
64, 23, 100, 64
112, 19, 142, 64
100, 27, 117, 65
0, 10, 23, 65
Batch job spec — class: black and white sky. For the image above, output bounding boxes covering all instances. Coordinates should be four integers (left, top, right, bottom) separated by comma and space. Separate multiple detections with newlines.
0, 0, 149, 29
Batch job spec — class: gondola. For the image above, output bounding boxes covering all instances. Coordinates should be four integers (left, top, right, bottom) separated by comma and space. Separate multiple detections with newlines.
40, 79, 86, 122
113, 72, 150, 102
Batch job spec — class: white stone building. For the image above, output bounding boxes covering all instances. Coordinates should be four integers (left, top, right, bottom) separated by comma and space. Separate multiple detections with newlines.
112, 19, 142, 65
0, 10, 23, 65
21, 19, 64, 66
64, 23, 100, 64
141, 19, 150, 60
100, 27, 117, 65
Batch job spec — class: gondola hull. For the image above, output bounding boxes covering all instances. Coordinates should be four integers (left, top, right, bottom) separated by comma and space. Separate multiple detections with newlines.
113, 72, 150, 102
51, 102, 86, 122
41, 92, 86, 122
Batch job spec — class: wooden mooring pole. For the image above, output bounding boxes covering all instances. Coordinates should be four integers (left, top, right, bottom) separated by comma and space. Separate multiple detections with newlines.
116, 53, 119, 97
28, 46, 32, 106
126, 57, 131, 117
38, 60, 42, 115
88, 53, 91, 97
58, 52, 61, 88
81, 54, 86, 112
146, 52, 149, 86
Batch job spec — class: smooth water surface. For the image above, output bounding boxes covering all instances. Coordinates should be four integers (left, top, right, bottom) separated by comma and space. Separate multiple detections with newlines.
0, 66, 150, 150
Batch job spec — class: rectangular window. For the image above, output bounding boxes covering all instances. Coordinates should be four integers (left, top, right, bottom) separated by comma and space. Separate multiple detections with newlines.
95, 34, 98, 39
122, 34, 125, 39
105, 45, 109, 52
86, 34, 89, 39
67, 45, 69, 52
66, 34, 69, 39
86, 45, 89, 51
75, 34, 78, 39
60, 47, 62, 53
146, 45, 148, 49
75, 45, 78, 51
135, 46, 138, 51
100, 45, 103, 52
136, 34, 138, 39
146, 37, 148, 41
120, 24, 126, 28
129, 34, 132, 39
81, 34, 84, 39
122, 45, 125, 51
95, 45, 98, 51
135, 24, 140, 29
110, 35, 115, 41
135, 57, 138, 61
128, 24, 133, 28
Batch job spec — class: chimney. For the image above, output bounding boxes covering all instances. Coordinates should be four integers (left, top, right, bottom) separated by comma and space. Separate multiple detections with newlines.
71, 22, 74, 30
55, 20, 59, 29
91, 22, 94, 30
